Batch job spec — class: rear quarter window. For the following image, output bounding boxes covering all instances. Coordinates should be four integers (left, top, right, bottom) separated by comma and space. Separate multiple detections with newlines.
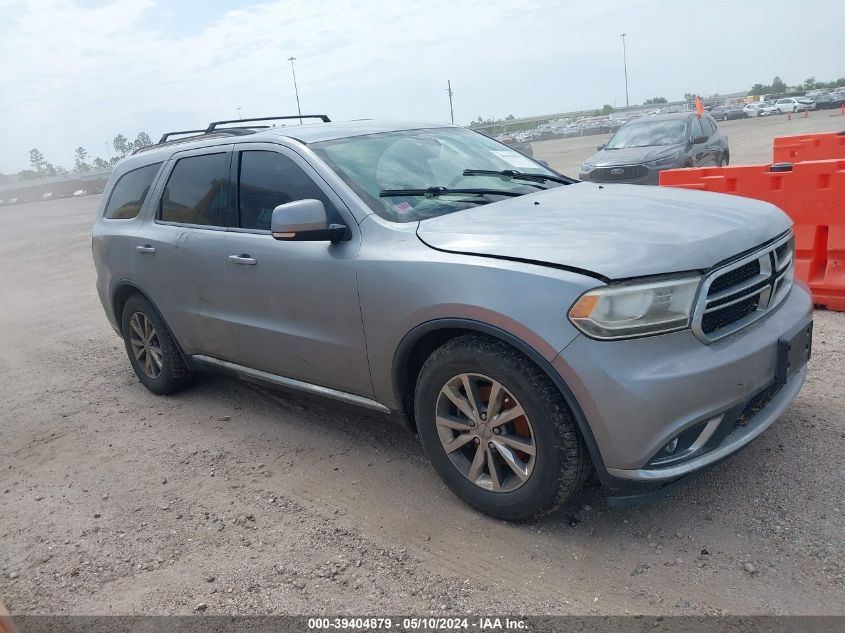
104, 162, 162, 219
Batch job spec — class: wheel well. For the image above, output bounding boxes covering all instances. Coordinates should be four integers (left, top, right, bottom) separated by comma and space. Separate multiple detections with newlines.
723, 150, 730, 164
397, 327, 469, 431
112, 284, 144, 335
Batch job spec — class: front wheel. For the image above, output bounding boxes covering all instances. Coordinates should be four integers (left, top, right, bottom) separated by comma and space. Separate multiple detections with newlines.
414, 335, 590, 520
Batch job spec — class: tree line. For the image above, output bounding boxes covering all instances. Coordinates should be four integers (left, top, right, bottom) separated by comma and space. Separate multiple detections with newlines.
17, 132, 153, 181
749, 75, 845, 96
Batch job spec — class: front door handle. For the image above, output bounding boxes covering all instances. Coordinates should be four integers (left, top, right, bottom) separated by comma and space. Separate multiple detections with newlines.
228, 254, 257, 265
136, 245, 156, 254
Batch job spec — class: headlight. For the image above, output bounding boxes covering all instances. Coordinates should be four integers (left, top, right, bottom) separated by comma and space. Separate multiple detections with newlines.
581, 162, 596, 172
568, 276, 701, 340
646, 152, 679, 167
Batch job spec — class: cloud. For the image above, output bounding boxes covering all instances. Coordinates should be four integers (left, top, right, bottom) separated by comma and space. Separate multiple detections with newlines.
0, 0, 843, 172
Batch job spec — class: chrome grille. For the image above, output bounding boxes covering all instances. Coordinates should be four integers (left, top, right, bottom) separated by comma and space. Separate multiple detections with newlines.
693, 232, 795, 342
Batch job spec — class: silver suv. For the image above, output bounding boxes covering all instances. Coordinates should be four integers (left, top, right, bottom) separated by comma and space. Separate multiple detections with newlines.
93, 116, 812, 520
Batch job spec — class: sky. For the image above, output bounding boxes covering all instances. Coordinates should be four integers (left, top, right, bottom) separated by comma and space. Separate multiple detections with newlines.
0, 0, 843, 173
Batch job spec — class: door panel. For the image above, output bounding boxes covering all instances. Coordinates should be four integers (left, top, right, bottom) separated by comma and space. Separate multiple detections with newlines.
132, 146, 238, 360
222, 143, 372, 397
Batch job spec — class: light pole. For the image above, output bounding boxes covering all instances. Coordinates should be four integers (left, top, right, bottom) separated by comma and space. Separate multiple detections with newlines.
446, 80, 455, 124
237, 106, 242, 121
620, 33, 629, 108
287, 56, 303, 124
104, 142, 111, 162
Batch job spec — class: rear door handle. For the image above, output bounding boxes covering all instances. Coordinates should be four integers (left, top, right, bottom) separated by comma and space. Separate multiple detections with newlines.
228, 254, 257, 265
136, 245, 156, 254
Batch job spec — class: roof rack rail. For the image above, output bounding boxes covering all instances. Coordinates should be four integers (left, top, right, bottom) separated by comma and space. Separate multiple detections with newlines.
158, 129, 207, 144
205, 114, 330, 134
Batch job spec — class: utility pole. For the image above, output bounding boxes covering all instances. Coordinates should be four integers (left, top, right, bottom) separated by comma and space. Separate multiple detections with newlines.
237, 106, 242, 121
446, 80, 455, 124
104, 142, 111, 161
620, 33, 630, 108
287, 56, 302, 124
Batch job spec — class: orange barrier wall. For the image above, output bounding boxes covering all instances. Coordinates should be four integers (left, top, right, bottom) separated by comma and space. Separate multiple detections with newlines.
660, 160, 845, 311
773, 131, 845, 163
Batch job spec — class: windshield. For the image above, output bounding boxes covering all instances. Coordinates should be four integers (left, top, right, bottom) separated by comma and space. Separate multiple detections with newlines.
311, 127, 564, 222
604, 119, 689, 149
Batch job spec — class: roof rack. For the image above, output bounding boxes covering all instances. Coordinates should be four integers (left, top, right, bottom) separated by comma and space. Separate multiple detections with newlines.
205, 114, 330, 134
157, 129, 207, 144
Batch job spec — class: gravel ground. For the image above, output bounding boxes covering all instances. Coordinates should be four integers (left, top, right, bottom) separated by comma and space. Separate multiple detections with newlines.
1, 117, 844, 616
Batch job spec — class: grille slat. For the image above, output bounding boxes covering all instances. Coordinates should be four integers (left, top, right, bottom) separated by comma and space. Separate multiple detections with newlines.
695, 235, 794, 341
589, 165, 648, 182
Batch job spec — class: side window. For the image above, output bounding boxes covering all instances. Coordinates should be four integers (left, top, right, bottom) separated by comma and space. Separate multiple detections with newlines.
160, 153, 230, 226
237, 150, 340, 231
691, 117, 705, 140
701, 117, 716, 136
104, 162, 161, 219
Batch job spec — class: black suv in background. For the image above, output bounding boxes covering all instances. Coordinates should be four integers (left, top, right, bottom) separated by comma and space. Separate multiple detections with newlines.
579, 112, 729, 185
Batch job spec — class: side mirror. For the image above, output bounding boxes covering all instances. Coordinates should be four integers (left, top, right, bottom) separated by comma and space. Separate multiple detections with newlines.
271, 199, 349, 242
691, 135, 708, 145
596, 144, 605, 150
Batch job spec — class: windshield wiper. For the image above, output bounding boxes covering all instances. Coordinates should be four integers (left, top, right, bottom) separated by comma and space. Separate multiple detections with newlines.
379, 186, 524, 198
462, 169, 575, 185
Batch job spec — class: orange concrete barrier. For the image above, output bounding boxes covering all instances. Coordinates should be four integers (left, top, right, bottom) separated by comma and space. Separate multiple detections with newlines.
660, 160, 845, 311
773, 131, 845, 163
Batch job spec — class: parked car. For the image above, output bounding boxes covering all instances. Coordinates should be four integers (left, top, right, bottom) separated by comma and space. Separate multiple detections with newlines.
811, 91, 845, 109
579, 112, 729, 185
93, 116, 810, 520
744, 101, 780, 117
775, 97, 813, 113
710, 105, 746, 121
40, 192, 53, 200
73, 189, 88, 197
7, 197, 19, 204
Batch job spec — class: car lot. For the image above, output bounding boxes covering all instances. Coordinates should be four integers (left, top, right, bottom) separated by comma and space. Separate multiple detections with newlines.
0, 111, 844, 616
534, 108, 845, 177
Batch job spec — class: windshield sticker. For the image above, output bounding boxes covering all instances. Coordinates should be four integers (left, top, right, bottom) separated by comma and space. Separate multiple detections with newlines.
393, 201, 413, 213
491, 150, 537, 169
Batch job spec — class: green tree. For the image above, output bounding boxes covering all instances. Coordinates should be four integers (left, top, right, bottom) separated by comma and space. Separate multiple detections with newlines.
92, 157, 110, 170
113, 134, 131, 158
74, 147, 90, 174
643, 97, 667, 105
771, 76, 787, 93
133, 132, 152, 151
749, 83, 769, 96
600, 104, 614, 114
29, 148, 46, 174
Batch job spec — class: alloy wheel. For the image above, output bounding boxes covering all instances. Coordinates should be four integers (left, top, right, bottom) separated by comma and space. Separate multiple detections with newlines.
128, 312, 163, 379
435, 373, 536, 492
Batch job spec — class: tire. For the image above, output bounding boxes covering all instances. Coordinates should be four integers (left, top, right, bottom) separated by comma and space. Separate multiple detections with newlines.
414, 334, 590, 521
121, 294, 194, 395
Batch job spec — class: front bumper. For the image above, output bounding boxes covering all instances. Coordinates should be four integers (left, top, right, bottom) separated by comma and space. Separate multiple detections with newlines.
552, 282, 812, 482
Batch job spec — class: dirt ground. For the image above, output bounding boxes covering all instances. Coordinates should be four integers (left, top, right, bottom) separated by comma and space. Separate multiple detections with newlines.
1, 115, 844, 616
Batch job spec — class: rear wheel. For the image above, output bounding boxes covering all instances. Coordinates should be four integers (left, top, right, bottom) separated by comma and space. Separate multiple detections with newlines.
414, 335, 590, 520
121, 294, 194, 395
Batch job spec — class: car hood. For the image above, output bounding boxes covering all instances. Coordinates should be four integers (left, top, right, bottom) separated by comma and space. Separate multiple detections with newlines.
415, 183, 792, 280
585, 144, 685, 167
